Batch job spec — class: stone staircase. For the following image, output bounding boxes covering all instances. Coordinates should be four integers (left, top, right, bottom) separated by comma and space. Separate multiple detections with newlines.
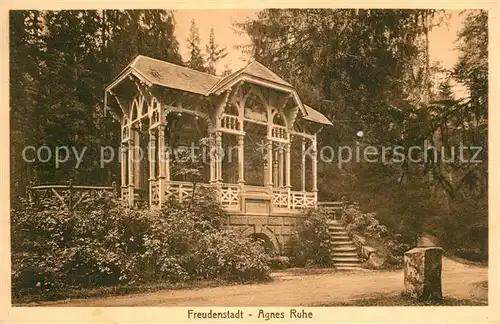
328, 220, 363, 270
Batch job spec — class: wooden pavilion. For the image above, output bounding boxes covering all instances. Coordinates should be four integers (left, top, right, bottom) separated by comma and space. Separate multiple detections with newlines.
104, 55, 333, 216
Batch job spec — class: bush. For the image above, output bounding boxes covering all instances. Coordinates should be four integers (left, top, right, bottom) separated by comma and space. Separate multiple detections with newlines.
268, 256, 291, 270
11, 194, 149, 292
288, 208, 332, 267
140, 187, 269, 282
428, 196, 488, 262
343, 206, 409, 267
11, 187, 270, 297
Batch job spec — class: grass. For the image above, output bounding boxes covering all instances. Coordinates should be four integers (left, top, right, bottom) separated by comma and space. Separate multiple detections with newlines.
12, 278, 272, 306
319, 293, 488, 306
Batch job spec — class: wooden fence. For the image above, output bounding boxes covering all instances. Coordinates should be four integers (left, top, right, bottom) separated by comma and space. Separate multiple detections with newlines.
26, 180, 117, 211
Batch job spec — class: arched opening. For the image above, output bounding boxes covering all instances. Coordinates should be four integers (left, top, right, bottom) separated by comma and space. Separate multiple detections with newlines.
273, 113, 286, 126
244, 92, 267, 123
243, 122, 267, 186
225, 101, 239, 116
166, 112, 210, 183
131, 99, 139, 121
221, 133, 238, 183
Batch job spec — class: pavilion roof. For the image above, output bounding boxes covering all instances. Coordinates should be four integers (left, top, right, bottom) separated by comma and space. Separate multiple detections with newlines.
303, 104, 333, 125
111, 55, 332, 125
130, 55, 221, 95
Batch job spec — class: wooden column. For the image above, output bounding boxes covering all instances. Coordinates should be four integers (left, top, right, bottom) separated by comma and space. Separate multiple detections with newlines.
157, 124, 166, 206
215, 131, 223, 183
273, 151, 279, 188
120, 143, 127, 189
209, 132, 216, 184
278, 149, 284, 188
301, 138, 306, 192
127, 136, 135, 206
311, 136, 318, 205
238, 134, 245, 185
311, 137, 318, 192
148, 129, 156, 207
267, 139, 273, 187
285, 142, 291, 209
133, 129, 141, 188
263, 158, 268, 186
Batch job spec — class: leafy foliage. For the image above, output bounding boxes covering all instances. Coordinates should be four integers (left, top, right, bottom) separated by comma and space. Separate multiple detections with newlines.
11, 189, 269, 297
343, 206, 409, 266
238, 9, 488, 261
10, 10, 182, 199
288, 208, 332, 267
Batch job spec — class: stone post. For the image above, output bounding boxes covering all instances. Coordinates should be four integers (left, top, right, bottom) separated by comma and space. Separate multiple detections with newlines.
404, 247, 443, 301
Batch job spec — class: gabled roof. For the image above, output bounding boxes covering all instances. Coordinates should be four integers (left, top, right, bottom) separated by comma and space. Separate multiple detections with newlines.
303, 104, 333, 126
131, 55, 222, 95
208, 61, 292, 94
107, 55, 332, 126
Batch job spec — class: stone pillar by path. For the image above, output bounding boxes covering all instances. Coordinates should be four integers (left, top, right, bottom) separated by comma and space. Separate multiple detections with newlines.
404, 247, 443, 301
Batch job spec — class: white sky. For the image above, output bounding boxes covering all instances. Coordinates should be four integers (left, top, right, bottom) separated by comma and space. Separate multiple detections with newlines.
173, 9, 467, 95
173, 10, 258, 73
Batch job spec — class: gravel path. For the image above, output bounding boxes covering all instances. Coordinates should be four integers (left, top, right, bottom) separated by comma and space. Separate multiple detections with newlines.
38, 257, 487, 307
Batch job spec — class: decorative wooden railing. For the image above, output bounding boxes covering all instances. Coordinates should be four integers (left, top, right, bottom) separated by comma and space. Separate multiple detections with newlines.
150, 179, 160, 206
163, 181, 241, 210
317, 201, 355, 220
218, 183, 240, 210
271, 125, 287, 141
28, 180, 326, 213
272, 188, 288, 208
220, 114, 241, 132
165, 181, 196, 202
290, 191, 316, 209
121, 186, 130, 203
317, 201, 347, 210
27, 181, 117, 211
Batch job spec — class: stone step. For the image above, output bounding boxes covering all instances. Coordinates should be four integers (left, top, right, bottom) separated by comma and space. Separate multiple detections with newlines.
332, 257, 360, 262
328, 224, 345, 228
331, 241, 355, 245
330, 235, 351, 241
331, 252, 358, 257
328, 223, 344, 227
331, 246, 357, 252
335, 265, 364, 271
329, 232, 349, 237
334, 261, 362, 267
327, 227, 348, 233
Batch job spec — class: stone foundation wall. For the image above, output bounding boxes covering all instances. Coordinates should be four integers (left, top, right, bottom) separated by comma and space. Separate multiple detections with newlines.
227, 213, 305, 254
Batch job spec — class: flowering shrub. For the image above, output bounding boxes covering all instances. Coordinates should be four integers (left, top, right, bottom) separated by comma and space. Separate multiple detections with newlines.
11, 187, 269, 297
288, 208, 332, 267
